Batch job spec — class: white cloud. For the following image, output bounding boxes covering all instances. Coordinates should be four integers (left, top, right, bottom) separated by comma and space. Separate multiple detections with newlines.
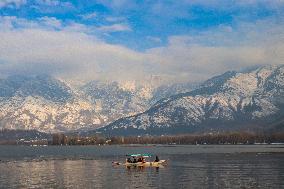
0, 28, 150, 81
32, 0, 74, 13
145, 19, 284, 82
0, 16, 283, 85
35, 0, 70, 6
0, 16, 149, 83
0, 0, 26, 8
38, 16, 62, 29
105, 16, 126, 22
0, 16, 64, 30
80, 12, 97, 20
97, 23, 132, 32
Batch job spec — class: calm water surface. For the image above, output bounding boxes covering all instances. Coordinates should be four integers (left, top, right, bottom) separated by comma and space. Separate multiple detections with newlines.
0, 145, 283, 189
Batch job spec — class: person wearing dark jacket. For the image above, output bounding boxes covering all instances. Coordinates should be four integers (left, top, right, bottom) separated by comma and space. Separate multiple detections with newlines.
133, 157, 137, 163
126, 158, 133, 163
154, 156, 159, 162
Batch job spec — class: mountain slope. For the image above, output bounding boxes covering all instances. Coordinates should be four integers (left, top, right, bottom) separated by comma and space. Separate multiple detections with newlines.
81, 80, 196, 123
81, 81, 152, 122
99, 65, 284, 135
0, 75, 102, 132
0, 75, 195, 132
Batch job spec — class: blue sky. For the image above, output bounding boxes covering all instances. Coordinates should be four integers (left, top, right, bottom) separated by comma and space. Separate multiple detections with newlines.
1, 0, 282, 50
0, 0, 284, 83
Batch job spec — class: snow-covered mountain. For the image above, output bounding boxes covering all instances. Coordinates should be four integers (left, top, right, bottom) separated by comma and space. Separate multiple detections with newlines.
81, 81, 152, 122
81, 80, 197, 122
99, 65, 284, 135
0, 75, 194, 132
0, 75, 101, 132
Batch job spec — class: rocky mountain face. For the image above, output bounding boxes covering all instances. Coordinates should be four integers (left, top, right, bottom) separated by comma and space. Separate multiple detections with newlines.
99, 65, 284, 135
0, 75, 194, 132
81, 81, 152, 123
81, 81, 197, 123
0, 75, 98, 132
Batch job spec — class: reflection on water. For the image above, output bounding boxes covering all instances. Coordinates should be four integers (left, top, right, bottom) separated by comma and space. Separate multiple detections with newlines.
0, 146, 284, 188
0, 160, 107, 189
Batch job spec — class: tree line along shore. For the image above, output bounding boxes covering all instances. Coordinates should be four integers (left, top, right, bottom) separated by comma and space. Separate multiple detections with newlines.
49, 132, 284, 145
0, 129, 284, 145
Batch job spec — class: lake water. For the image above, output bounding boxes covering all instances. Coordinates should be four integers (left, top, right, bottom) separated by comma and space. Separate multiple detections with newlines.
0, 145, 284, 189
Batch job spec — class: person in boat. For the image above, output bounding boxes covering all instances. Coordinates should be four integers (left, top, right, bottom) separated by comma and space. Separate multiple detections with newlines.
126, 157, 132, 163
133, 157, 137, 163
154, 155, 159, 162
137, 157, 142, 162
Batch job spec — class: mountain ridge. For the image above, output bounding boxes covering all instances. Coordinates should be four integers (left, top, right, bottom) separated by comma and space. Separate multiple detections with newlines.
0, 75, 195, 132
98, 65, 284, 136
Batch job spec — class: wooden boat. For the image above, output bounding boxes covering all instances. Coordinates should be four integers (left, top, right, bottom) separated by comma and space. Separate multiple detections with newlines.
112, 154, 167, 168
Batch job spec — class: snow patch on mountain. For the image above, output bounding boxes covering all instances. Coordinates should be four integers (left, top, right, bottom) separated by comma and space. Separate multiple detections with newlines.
0, 75, 195, 132
100, 65, 284, 135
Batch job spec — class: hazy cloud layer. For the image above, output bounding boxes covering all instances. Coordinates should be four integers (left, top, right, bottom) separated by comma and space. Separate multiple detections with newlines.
0, 0, 26, 8
146, 19, 284, 82
97, 23, 132, 32
0, 16, 152, 83
0, 1, 284, 85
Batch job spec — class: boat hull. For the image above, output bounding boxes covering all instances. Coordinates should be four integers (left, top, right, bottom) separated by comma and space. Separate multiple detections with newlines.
124, 160, 166, 168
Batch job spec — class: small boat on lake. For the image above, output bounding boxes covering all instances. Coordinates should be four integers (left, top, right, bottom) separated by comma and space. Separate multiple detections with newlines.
112, 153, 167, 168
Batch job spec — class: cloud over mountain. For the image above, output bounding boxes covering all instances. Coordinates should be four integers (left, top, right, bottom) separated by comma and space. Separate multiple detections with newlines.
0, 1, 284, 85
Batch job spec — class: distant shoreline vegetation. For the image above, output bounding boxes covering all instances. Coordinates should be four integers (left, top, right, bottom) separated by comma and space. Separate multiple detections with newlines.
1, 129, 284, 145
